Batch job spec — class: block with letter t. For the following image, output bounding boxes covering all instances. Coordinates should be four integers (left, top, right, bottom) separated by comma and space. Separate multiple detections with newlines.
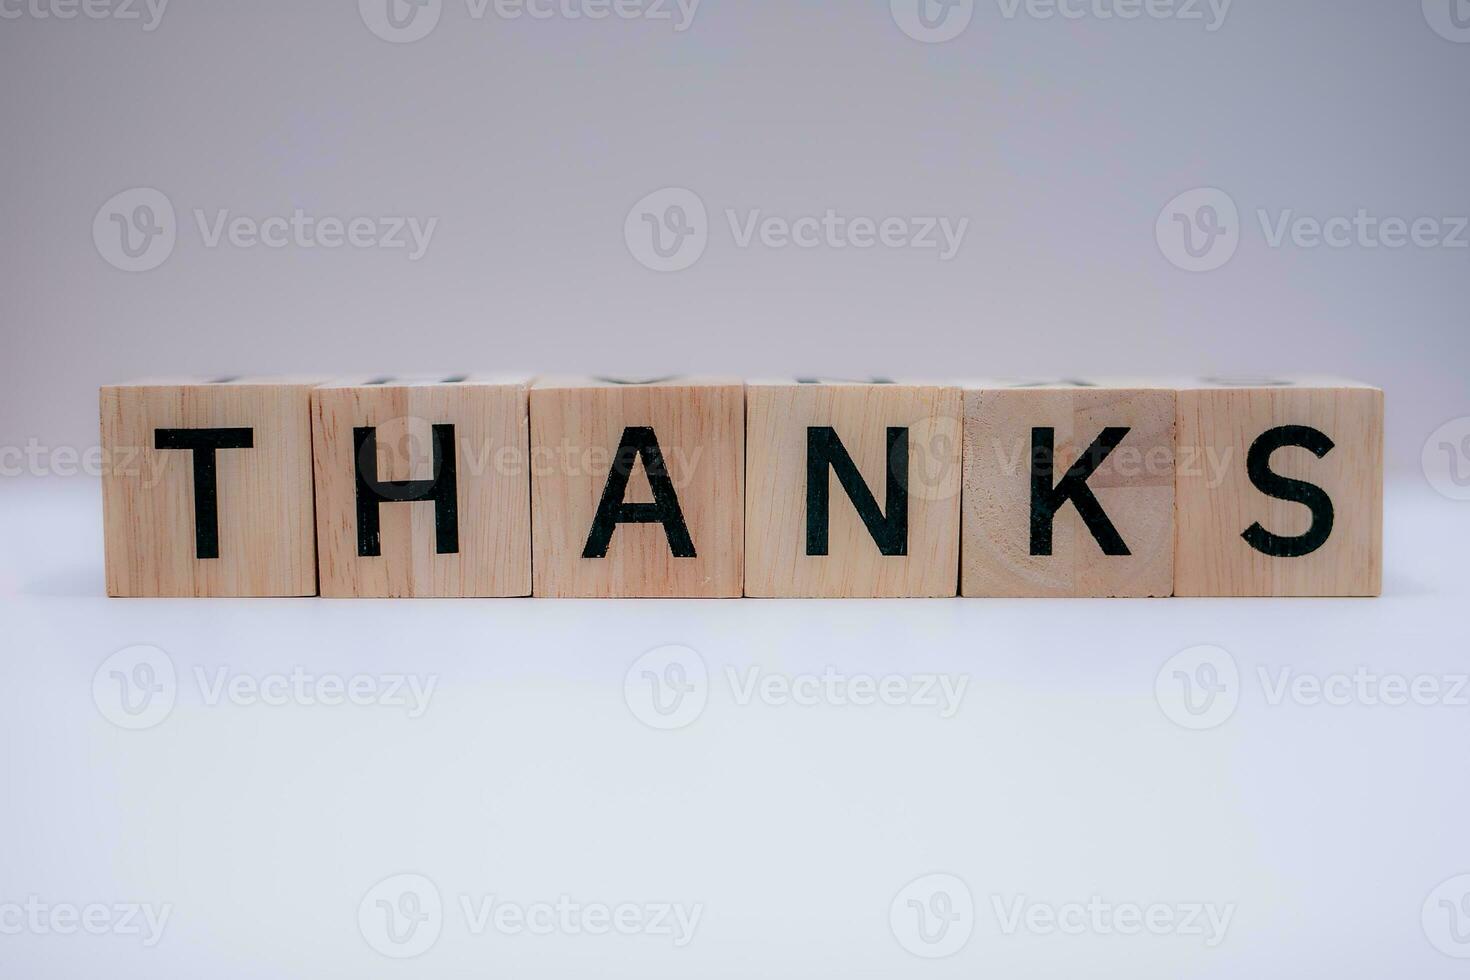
310, 375, 532, 598
1174, 378, 1383, 597
961, 380, 1176, 598
100, 377, 321, 597
744, 379, 962, 598
529, 377, 744, 597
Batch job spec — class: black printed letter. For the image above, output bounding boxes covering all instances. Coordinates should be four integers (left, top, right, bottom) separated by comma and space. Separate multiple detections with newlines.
806, 427, 908, 557
583, 427, 696, 558
1030, 426, 1131, 557
154, 427, 254, 559
1241, 425, 1335, 558
354, 425, 459, 557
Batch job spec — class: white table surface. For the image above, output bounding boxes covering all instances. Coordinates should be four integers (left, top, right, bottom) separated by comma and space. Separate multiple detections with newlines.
0, 475, 1465, 978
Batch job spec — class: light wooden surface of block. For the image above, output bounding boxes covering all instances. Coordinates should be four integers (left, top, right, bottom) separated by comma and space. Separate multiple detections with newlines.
744, 380, 961, 598
1174, 378, 1383, 597
529, 377, 744, 598
961, 381, 1175, 598
100, 377, 320, 597
311, 375, 531, 598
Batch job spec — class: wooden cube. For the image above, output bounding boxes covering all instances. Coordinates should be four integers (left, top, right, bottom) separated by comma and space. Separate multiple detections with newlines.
311, 375, 531, 598
744, 380, 961, 598
529, 377, 744, 597
100, 377, 320, 597
961, 381, 1175, 598
1174, 378, 1383, 597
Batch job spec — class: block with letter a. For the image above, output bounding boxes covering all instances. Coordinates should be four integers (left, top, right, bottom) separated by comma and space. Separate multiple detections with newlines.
744, 379, 962, 598
310, 375, 531, 598
961, 380, 1176, 598
1174, 377, 1383, 597
100, 377, 321, 597
529, 377, 744, 598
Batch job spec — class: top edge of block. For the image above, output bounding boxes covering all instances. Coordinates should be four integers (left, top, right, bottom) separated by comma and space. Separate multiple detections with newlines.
104, 376, 331, 389
956, 376, 1381, 391
745, 378, 957, 389
955, 377, 1178, 391
316, 374, 533, 389
1173, 376, 1382, 392
531, 375, 743, 390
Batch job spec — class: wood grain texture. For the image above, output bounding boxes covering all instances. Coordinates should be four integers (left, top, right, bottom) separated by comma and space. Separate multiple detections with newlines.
1174, 379, 1383, 597
961, 383, 1175, 598
530, 377, 744, 598
744, 381, 961, 598
311, 376, 531, 598
101, 378, 319, 597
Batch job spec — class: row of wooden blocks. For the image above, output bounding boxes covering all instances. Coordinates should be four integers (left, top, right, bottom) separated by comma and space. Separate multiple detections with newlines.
99, 376, 1383, 598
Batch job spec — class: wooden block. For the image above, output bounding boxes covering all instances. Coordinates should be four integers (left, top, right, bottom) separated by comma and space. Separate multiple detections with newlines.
100, 377, 320, 597
744, 379, 961, 598
310, 375, 531, 598
961, 381, 1175, 598
1174, 378, 1383, 597
529, 377, 744, 598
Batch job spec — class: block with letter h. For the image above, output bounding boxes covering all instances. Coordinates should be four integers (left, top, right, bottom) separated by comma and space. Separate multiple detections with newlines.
310, 375, 532, 598
744, 379, 963, 598
1174, 378, 1383, 597
961, 380, 1177, 598
529, 377, 744, 597
100, 377, 321, 597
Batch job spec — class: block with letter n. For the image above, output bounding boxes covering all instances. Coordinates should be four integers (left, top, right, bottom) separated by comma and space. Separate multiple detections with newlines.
529, 376, 744, 598
100, 377, 321, 597
310, 375, 531, 598
961, 380, 1176, 598
1174, 377, 1382, 597
744, 379, 962, 598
